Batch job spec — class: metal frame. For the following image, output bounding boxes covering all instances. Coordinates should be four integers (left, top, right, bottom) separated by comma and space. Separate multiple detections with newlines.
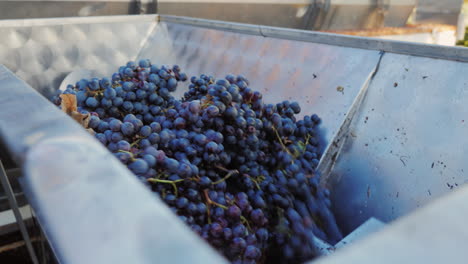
0, 13, 465, 62
159, 15, 468, 62
0, 160, 38, 264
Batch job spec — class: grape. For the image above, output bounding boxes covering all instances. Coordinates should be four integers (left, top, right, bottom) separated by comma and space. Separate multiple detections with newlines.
117, 140, 131, 151
167, 77, 178, 91
128, 159, 149, 175
85, 97, 99, 108
139, 126, 152, 137
95, 133, 107, 145
139, 59, 151, 68
121, 122, 135, 136
55, 59, 342, 264
88, 78, 100, 91
109, 119, 122, 132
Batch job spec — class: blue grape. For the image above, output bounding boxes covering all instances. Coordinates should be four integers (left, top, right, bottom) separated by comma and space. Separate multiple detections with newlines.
121, 122, 135, 136
128, 159, 149, 174
85, 97, 99, 108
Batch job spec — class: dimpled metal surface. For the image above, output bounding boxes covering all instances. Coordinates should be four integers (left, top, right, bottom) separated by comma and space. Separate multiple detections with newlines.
328, 53, 468, 233
138, 21, 381, 144
0, 15, 157, 98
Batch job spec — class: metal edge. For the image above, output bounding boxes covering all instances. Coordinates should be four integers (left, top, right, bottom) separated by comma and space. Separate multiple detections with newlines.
134, 17, 160, 61
0, 13, 463, 62
318, 51, 385, 187
0, 14, 158, 28
159, 15, 468, 62
313, 183, 468, 264
0, 65, 226, 264
0, 160, 38, 264
17, 176, 63, 263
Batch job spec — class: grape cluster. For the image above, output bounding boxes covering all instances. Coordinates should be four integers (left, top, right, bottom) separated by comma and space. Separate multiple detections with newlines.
52, 59, 342, 263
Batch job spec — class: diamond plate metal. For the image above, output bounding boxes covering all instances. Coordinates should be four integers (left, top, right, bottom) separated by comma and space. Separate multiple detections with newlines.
0, 15, 157, 98
138, 21, 382, 144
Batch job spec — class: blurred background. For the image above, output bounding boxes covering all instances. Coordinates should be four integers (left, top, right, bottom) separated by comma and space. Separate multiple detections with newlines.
0, 0, 467, 46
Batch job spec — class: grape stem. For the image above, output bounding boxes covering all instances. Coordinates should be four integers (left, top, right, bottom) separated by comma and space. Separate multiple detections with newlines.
297, 133, 312, 156
117, 150, 136, 162
212, 167, 239, 185
203, 189, 228, 210
240, 216, 252, 232
244, 174, 261, 190
203, 189, 253, 232
203, 190, 213, 224
272, 126, 294, 159
147, 178, 184, 196
130, 138, 141, 147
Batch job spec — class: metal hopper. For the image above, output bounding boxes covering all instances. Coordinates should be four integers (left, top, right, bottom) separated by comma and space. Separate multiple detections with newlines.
0, 14, 467, 263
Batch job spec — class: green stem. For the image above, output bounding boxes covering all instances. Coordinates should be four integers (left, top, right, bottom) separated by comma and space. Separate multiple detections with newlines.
211, 201, 228, 210
117, 150, 136, 162
272, 126, 294, 159
147, 178, 184, 196
148, 179, 184, 184
214, 165, 229, 172
240, 216, 252, 232
130, 138, 141, 147
203, 190, 212, 224
212, 169, 238, 185
245, 174, 261, 190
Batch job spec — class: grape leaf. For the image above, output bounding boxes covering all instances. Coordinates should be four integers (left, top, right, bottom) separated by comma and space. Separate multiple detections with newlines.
59, 94, 77, 114
59, 94, 93, 134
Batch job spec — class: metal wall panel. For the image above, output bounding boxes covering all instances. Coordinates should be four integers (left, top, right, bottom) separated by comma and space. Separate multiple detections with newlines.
0, 0, 156, 20
314, 184, 468, 264
0, 15, 157, 98
138, 21, 382, 145
328, 52, 468, 233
